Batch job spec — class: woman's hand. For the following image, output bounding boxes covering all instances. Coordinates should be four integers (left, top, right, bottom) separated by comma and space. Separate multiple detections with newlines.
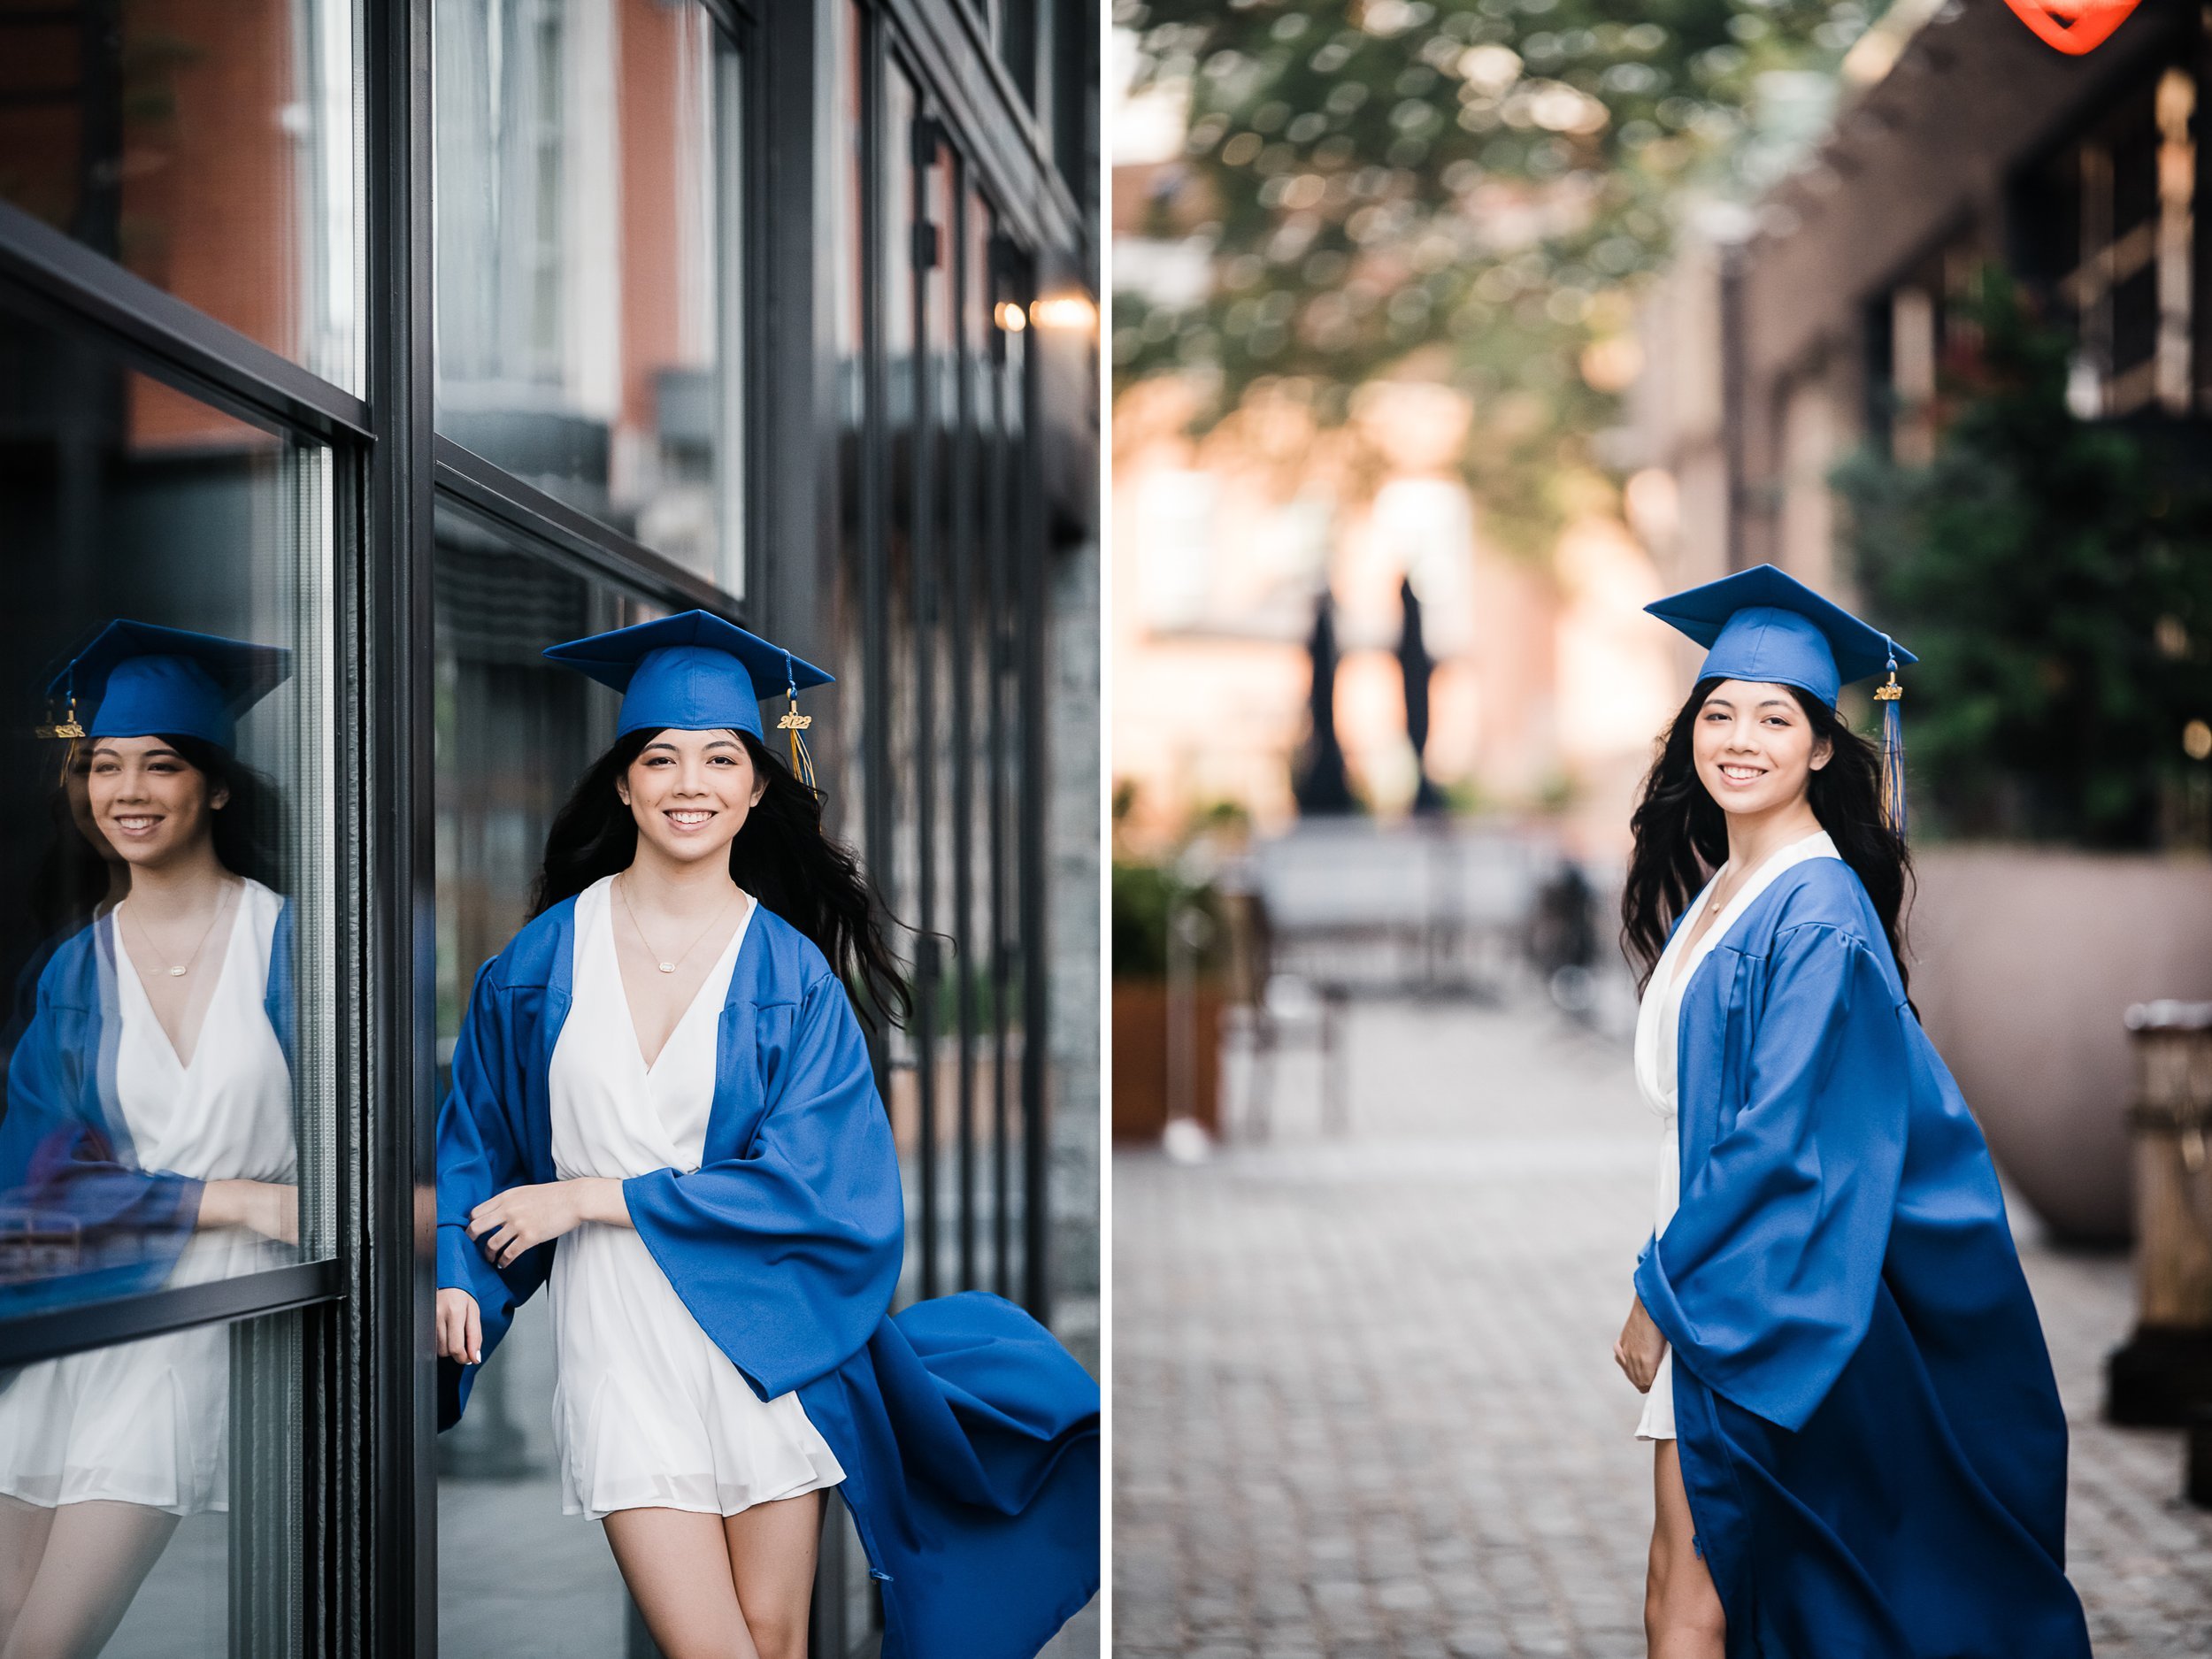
437, 1287, 483, 1365
200, 1179, 299, 1245
465, 1178, 627, 1269
1614, 1295, 1668, 1394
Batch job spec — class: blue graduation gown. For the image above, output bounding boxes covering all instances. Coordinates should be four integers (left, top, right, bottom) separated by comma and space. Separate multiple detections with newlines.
1634, 857, 2089, 1657
0, 904, 295, 1315
434, 896, 1100, 1659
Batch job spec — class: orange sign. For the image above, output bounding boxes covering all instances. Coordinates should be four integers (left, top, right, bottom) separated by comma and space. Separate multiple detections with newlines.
2000, 0, 2139, 54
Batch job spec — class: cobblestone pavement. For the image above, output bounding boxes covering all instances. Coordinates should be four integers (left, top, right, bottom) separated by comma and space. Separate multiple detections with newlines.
1112, 995, 2212, 1658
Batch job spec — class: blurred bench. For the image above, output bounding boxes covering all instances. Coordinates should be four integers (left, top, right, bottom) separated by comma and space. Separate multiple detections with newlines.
1248, 819, 1550, 999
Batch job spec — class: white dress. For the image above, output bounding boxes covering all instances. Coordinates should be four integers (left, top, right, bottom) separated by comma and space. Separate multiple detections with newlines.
0, 878, 296, 1514
549, 874, 845, 1520
1632, 829, 1841, 1442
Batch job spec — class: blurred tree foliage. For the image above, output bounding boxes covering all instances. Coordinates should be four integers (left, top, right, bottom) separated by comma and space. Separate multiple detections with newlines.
1836, 273, 2212, 848
1116, 0, 1873, 549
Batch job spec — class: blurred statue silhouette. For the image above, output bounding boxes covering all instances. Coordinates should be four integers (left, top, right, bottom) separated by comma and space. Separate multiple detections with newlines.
1397, 576, 1446, 816
1293, 590, 1356, 816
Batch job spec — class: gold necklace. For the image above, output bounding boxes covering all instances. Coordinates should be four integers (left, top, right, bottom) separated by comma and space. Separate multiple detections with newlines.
1701, 865, 1748, 923
616, 875, 733, 974
125, 881, 232, 979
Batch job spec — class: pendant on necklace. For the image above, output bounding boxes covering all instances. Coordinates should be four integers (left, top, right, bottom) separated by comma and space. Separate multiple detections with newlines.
166, 965, 187, 978
657, 962, 675, 974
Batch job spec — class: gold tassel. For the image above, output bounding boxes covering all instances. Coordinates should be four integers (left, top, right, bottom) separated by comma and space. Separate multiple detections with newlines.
1875, 651, 1907, 837
777, 697, 817, 792
35, 692, 83, 741
775, 653, 818, 793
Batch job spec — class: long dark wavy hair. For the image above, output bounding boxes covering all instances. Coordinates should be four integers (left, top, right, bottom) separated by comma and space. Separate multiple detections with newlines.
1620, 678, 1911, 995
530, 728, 912, 1025
166, 735, 288, 892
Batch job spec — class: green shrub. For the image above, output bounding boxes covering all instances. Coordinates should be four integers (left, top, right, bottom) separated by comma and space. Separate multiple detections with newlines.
1833, 271, 2212, 847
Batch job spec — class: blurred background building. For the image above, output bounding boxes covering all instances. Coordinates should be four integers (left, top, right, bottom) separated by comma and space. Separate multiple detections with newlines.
1110, 0, 2212, 1238
1112, 5, 2212, 1651
1620, 0, 2212, 1248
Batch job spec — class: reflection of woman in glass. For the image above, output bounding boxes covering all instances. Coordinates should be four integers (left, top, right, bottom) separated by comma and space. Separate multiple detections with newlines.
0, 623, 299, 1657
435, 612, 1097, 1659
1613, 569, 2088, 1659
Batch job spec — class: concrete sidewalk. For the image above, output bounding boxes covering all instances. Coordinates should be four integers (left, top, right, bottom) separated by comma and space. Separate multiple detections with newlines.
1112, 996, 2212, 1658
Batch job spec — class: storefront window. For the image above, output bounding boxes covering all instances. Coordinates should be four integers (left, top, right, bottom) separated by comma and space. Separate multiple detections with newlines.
965, 183, 1005, 1299
987, 208, 1031, 1304
0, 1306, 304, 1656
0, 301, 340, 1317
431, 498, 657, 1655
433, 0, 749, 595
0, 0, 364, 393
829, 0, 871, 869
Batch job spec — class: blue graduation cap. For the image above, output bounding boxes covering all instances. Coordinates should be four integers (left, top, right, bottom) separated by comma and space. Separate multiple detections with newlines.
42, 620, 292, 750
541, 610, 833, 788
1646, 564, 1914, 831
1645, 564, 1914, 706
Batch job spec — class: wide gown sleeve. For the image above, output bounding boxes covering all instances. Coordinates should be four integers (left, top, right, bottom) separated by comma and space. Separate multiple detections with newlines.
434, 962, 530, 1319
1632, 922, 1911, 1432
0, 967, 202, 1262
624, 969, 904, 1401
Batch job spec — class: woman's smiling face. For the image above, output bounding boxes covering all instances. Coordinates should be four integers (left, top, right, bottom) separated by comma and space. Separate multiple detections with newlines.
86, 736, 225, 869
618, 727, 765, 866
1692, 680, 1831, 818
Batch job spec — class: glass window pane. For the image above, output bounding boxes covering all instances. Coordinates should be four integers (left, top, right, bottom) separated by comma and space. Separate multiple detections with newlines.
879, 63, 929, 1289
434, 0, 748, 595
0, 0, 365, 394
0, 303, 340, 1319
990, 227, 1029, 1302
433, 499, 656, 1655
0, 1305, 304, 1655
964, 185, 1001, 1303
828, 0, 870, 860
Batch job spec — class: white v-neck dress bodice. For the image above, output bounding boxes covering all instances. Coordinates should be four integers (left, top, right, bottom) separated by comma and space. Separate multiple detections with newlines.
0, 877, 295, 1515
1632, 829, 1841, 1441
546, 875, 843, 1520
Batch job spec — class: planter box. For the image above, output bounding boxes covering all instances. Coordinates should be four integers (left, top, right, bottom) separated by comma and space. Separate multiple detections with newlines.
1909, 846, 2212, 1245
1111, 979, 1223, 1143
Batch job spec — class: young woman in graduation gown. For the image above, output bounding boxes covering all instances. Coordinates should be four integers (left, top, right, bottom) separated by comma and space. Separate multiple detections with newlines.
0, 622, 301, 1653
434, 611, 1099, 1659
1610, 567, 2091, 1659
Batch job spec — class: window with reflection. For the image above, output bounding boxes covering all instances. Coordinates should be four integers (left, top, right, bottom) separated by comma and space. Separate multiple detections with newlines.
0, 306, 331, 1657
0, 1306, 304, 1657
434, 0, 749, 594
0, 303, 339, 1317
923, 128, 964, 1302
960, 183, 1007, 1302
987, 216, 1031, 1304
432, 500, 656, 1655
828, 0, 871, 879
0, 0, 363, 392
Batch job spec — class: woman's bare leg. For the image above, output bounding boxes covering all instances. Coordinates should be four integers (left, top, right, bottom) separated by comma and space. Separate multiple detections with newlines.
0, 1499, 180, 1659
1647, 1440, 1724, 1659
720, 1492, 824, 1659
0, 1495, 54, 1655
0, 1497, 55, 1648
603, 1507, 761, 1659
